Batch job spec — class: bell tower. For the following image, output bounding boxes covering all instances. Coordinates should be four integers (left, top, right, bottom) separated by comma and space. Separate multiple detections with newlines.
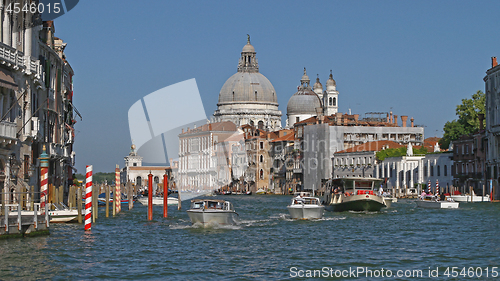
323, 70, 339, 116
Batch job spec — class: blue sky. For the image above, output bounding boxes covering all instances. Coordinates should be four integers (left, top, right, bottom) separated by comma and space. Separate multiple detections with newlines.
54, 0, 499, 173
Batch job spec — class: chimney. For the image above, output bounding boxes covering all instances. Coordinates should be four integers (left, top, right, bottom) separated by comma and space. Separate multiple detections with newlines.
411, 117, 414, 127
493, 57, 498, 68
386, 113, 389, 123
479, 113, 484, 131
390, 111, 393, 123
354, 114, 359, 122
401, 116, 408, 127
394, 115, 398, 126
336, 112, 342, 126
182, 128, 184, 133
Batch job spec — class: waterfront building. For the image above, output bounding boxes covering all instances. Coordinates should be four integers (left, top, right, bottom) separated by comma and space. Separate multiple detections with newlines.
177, 121, 239, 192
297, 113, 424, 194
451, 124, 487, 194
213, 36, 282, 131
269, 129, 294, 194
120, 144, 172, 193
0, 12, 77, 209
484, 57, 500, 198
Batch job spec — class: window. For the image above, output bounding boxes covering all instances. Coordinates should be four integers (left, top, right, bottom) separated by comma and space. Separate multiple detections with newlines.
430, 165, 434, 176
437, 165, 440, 176
444, 165, 447, 176
296, 117, 300, 123
260, 142, 264, 150
332, 97, 336, 106
133, 163, 137, 166
260, 169, 264, 180
465, 144, 469, 154
259, 155, 263, 163
329, 97, 332, 106
424, 166, 427, 177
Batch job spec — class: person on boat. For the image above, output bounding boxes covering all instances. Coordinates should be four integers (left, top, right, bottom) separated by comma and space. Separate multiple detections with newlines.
420, 190, 427, 200
378, 187, 384, 196
296, 194, 305, 204
439, 192, 446, 201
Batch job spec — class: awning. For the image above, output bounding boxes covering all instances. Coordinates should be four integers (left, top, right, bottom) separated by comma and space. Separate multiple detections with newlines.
0, 67, 18, 91
69, 101, 82, 121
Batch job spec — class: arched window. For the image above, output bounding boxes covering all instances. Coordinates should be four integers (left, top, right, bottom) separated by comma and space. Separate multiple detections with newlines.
154, 176, 159, 183
332, 97, 336, 106
136, 176, 142, 186
329, 97, 332, 106
260, 155, 263, 163
260, 169, 264, 180
258, 120, 264, 130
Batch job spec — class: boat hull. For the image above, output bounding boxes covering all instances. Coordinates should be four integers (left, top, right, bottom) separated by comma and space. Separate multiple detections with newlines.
287, 205, 324, 219
446, 195, 490, 202
325, 194, 386, 212
137, 197, 178, 206
48, 210, 79, 223
186, 210, 238, 227
416, 200, 459, 209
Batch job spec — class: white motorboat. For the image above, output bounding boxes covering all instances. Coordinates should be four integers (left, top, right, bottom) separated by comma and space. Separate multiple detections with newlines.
416, 196, 459, 209
137, 196, 178, 206
323, 177, 388, 212
186, 199, 238, 227
287, 196, 324, 219
446, 190, 490, 203
48, 203, 78, 223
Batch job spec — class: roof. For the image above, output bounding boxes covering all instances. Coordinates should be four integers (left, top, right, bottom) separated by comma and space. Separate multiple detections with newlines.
271, 133, 295, 142
336, 140, 403, 154
180, 121, 237, 135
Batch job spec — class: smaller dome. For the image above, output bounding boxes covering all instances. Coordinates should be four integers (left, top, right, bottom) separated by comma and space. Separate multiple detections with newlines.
287, 87, 322, 115
326, 70, 336, 90
242, 43, 255, 53
313, 75, 323, 93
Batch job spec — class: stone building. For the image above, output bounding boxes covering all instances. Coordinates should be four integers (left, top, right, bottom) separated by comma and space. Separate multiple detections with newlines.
485, 57, 500, 198
120, 144, 173, 193
213, 36, 281, 131
0, 9, 77, 208
177, 121, 239, 192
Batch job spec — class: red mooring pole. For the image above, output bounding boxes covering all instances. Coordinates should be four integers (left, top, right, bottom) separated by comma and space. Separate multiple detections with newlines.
148, 172, 153, 220
163, 172, 168, 218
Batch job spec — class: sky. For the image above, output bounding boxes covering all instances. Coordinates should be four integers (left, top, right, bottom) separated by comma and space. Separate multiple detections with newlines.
53, 0, 500, 173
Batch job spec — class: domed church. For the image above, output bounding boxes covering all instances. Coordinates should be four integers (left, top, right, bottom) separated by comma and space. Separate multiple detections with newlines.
287, 68, 339, 127
213, 36, 282, 131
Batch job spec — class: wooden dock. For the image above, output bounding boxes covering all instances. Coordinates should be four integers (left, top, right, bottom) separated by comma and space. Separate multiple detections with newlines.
0, 203, 50, 239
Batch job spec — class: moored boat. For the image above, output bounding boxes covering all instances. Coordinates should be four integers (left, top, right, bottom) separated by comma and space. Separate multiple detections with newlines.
446, 190, 490, 203
287, 196, 324, 219
48, 203, 78, 223
323, 177, 388, 212
186, 199, 238, 227
137, 196, 178, 206
416, 196, 459, 209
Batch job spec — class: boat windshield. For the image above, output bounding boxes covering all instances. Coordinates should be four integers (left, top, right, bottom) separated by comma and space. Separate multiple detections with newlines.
191, 201, 204, 209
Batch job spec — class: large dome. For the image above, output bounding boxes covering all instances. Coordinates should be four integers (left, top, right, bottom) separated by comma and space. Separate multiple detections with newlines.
218, 72, 277, 105
287, 87, 322, 115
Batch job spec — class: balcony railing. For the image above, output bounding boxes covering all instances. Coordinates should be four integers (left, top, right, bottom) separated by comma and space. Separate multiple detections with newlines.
0, 42, 40, 76
0, 121, 16, 139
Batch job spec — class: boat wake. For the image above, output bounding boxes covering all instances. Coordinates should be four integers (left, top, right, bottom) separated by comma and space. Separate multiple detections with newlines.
169, 221, 242, 230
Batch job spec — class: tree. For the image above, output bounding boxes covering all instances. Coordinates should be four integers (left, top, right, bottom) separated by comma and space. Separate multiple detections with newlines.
439, 90, 485, 149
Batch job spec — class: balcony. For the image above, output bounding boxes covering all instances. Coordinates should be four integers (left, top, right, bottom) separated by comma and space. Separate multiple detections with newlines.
0, 42, 40, 77
0, 121, 16, 140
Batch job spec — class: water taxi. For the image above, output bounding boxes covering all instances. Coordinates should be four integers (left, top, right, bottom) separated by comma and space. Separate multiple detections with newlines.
287, 196, 324, 219
186, 199, 238, 227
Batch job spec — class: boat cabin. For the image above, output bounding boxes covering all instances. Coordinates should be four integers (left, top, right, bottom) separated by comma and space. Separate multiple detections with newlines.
189, 199, 234, 211
326, 177, 383, 196
292, 197, 321, 205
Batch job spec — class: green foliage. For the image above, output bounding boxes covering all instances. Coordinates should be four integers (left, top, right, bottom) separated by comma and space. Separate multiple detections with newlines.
376, 146, 429, 161
74, 172, 115, 184
440, 90, 485, 149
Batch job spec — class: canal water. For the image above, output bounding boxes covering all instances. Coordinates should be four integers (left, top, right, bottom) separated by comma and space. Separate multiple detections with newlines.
1, 195, 499, 280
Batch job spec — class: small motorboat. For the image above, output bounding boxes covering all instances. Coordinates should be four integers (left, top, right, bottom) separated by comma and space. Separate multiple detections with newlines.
186, 199, 238, 227
323, 177, 388, 212
48, 203, 78, 223
416, 195, 459, 209
137, 196, 178, 206
287, 196, 324, 219
446, 190, 490, 203
97, 192, 135, 206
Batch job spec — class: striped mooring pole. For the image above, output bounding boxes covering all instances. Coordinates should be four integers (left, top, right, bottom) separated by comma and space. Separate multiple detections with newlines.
115, 165, 121, 213
39, 145, 49, 215
435, 179, 439, 197
163, 171, 168, 218
85, 165, 93, 231
148, 172, 153, 221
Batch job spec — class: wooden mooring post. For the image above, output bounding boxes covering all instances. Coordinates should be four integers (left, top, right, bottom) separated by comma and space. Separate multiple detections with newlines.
105, 185, 110, 218
77, 186, 82, 224
127, 181, 133, 210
